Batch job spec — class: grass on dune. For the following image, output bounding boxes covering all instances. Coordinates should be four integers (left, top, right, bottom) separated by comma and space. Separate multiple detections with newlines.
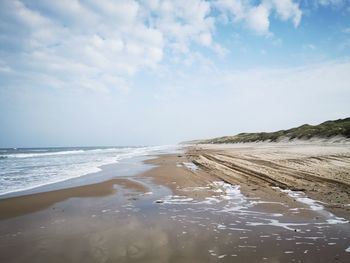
198, 117, 350, 144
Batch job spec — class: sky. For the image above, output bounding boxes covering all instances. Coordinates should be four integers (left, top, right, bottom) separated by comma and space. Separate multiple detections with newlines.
0, 0, 350, 147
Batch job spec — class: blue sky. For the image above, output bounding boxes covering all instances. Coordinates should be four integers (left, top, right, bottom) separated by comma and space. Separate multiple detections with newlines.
0, 0, 350, 147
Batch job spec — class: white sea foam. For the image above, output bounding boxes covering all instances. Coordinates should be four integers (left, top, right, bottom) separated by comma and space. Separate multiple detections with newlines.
326, 218, 349, 224
163, 196, 195, 204
159, 180, 350, 233
3, 149, 86, 158
182, 162, 199, 171
210, 181, 244, 201
246, 219, 307, 231
2, 145, 180, 159
272, 187, 324, 211
162, 181, 245, 206
0, 145, 180, 196
272, 187, 348, 225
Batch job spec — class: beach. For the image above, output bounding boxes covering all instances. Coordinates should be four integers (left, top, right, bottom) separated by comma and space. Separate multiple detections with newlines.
187, 142, 350, 219
1, 1, 350, 262
0, 143, 350, 262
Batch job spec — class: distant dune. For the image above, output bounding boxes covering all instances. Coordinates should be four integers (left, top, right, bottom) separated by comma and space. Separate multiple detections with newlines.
190, 117, 350, 144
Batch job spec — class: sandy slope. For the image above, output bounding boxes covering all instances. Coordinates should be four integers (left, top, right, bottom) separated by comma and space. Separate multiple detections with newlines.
186, 142, 350, 219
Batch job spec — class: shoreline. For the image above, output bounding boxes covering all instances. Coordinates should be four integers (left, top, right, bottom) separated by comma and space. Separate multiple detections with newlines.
1, 146, 350, 262
0, 153, 217, 221
0, 155, 154, 200
1, 142, 349, 220
0, 177, 149, 220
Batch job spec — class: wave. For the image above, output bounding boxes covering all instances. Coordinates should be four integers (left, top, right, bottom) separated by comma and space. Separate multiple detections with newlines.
0, 161, 107, 196
1, 147, 129, 159
0, 145, 181, 196
2, 150, 87, 159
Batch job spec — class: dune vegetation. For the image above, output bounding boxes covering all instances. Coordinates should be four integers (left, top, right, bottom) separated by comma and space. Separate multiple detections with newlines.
197, 118, 350, 144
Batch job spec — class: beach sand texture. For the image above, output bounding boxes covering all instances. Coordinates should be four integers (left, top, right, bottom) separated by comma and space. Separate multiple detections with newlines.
0, 143, 350, 262
187, 143, 350, 218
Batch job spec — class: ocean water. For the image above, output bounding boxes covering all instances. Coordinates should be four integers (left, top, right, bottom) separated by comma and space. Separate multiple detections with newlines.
0, 145, 178, 196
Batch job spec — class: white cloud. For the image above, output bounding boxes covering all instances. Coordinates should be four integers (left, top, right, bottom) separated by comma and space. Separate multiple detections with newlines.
306, 44, 317, 50
214, 0, 247, 22
0, 0, 167, 92
0, 0, 306, 93
318, 0, 345, 6
215, 0, 302, 35
271, 0, 302, 27
142, 0, 220, 53
246, 4, 271, 35
139, 58, 350, 142
0, 0, 229, 92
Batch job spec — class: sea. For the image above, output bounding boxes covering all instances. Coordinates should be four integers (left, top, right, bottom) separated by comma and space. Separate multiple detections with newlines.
0, 145, 179, 196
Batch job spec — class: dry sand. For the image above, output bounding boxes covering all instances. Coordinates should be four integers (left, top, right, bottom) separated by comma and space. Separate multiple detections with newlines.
186, 142, 350, 219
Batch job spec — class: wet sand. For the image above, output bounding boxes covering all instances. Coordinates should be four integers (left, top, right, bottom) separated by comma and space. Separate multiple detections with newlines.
0, 147, 350, 262
0, 178, 149, 220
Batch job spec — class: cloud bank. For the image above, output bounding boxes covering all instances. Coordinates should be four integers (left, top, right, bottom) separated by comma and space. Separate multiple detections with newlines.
0, 0, 306, 92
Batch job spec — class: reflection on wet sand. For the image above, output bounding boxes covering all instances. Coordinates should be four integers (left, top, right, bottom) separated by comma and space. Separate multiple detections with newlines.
88, 218, 170, 262
0, 178, 149, 220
